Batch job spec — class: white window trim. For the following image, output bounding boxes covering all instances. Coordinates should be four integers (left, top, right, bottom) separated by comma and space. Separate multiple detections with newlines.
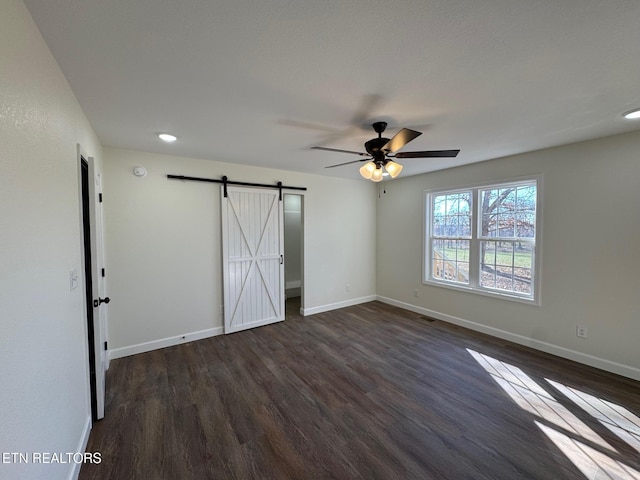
423, 175, 543, 306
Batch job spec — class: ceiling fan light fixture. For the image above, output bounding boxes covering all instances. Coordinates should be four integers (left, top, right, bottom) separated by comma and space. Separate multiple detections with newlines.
385, 160, 403, 178
623, 109, 640, 120
359, 161, 376, 179
371, 167, 384, 182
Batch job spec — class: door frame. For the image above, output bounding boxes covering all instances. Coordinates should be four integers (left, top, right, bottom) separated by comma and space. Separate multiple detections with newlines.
283, 193, 305, 310
78, 145, 106, 421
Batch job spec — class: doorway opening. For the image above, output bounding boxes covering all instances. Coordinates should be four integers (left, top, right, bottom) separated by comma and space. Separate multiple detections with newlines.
283, 194, 304, 316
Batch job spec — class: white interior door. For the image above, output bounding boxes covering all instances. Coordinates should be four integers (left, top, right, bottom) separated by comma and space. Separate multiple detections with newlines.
221, 186, 284, 333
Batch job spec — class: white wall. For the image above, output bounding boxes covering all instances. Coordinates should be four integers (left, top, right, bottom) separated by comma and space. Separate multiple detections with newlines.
103, 148, 377, 355
376, 130, 640, 380
0, 1, 103, 479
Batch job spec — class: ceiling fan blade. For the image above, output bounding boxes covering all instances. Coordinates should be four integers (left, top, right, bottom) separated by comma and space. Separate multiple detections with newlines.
394, 149, 460, 158
325, 159, 371, 168
382, 128, 422, 153
311, 146, 368, 156
351, 94, 383, 128
278, 119, 342, 133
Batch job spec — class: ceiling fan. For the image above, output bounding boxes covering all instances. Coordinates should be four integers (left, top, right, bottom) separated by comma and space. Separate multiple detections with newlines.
311, 121, 459, 181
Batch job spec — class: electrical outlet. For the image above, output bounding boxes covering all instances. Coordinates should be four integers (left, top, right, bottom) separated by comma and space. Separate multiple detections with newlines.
414, 289, 419, 298
345, 284, 351, 292
576, 325, 587, 338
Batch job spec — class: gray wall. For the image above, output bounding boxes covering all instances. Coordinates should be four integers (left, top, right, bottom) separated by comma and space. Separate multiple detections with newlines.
376, 130, 640, 380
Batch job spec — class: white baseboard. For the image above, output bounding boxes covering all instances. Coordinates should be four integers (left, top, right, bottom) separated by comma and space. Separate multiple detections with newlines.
302, 295, 376, 316
108, 327, 223, 360
286, 287, 301, 298
68, 415, 92, 480
377, 295, 640, 382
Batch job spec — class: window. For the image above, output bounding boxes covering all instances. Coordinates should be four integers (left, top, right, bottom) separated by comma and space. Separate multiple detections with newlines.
425, 178, 539, 302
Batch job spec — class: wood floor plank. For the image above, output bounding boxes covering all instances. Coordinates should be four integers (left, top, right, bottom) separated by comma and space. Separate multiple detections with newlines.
80, 300, 640, 479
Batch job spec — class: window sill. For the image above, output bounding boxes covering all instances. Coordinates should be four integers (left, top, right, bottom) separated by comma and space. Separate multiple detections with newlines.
422, 279, 540, 306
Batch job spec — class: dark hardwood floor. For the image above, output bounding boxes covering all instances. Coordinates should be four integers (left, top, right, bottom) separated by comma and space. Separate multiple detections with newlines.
81, 299, 640, 479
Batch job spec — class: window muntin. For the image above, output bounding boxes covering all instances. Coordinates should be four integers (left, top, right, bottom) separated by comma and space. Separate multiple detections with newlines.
479, 241, 533, 295
426, 180, 538, 302
432, 239, 470, 284
480, 185, 536, 239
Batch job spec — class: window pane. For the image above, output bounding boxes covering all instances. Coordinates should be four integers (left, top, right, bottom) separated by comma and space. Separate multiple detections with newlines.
516, 185, 536, 212
496, 213, 514, 237
433, 195, 445, 235
516, 213, 535, 237
481, 183, 536, 239
459, 213, 471, 237
444, 215, 454, 236
498, 188, 515, 213
432, 239, 469, 284
432, 191, 471, 238
480, 241, 533, 295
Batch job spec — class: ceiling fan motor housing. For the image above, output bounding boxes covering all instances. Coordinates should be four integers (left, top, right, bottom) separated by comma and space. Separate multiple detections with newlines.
365, 137, 391, 160
367, 121, 391, 161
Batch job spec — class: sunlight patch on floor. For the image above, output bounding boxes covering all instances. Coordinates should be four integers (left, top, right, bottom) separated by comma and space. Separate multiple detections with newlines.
467, 349, 614, 451
467, 348, 640, 479
547, 379, 640, 454
536, 422, 640, 480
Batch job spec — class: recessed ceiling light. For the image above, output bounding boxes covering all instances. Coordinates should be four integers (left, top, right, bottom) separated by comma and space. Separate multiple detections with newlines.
623, 109, 640, 120
157, 133, 177, 142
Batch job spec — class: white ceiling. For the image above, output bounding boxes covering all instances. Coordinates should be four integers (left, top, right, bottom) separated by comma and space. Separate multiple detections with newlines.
24, 0, 640, 180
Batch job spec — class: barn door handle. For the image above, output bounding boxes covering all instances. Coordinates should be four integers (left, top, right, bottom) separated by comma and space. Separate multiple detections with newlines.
280, 255, 283, 265
94, 297, 110, 307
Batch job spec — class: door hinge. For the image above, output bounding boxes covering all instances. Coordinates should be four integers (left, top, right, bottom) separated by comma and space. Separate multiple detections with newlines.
99, 193, 103, 203
101, 268, 105, 277
104, 341, 108, 351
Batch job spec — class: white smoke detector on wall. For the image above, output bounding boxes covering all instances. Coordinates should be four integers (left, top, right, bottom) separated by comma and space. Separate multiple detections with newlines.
133, 166, 147, 177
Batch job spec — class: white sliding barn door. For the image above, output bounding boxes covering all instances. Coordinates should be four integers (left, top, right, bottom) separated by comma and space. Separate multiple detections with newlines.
221, 186, 285, 333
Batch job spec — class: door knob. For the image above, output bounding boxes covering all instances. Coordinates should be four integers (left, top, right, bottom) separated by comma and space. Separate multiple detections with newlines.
94, 297, 110, 307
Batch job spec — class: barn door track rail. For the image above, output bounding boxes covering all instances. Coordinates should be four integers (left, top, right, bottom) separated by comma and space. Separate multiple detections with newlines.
167, 174, 306, 200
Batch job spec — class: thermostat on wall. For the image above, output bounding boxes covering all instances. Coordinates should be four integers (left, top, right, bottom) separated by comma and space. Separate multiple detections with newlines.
133, 166, 147, 177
